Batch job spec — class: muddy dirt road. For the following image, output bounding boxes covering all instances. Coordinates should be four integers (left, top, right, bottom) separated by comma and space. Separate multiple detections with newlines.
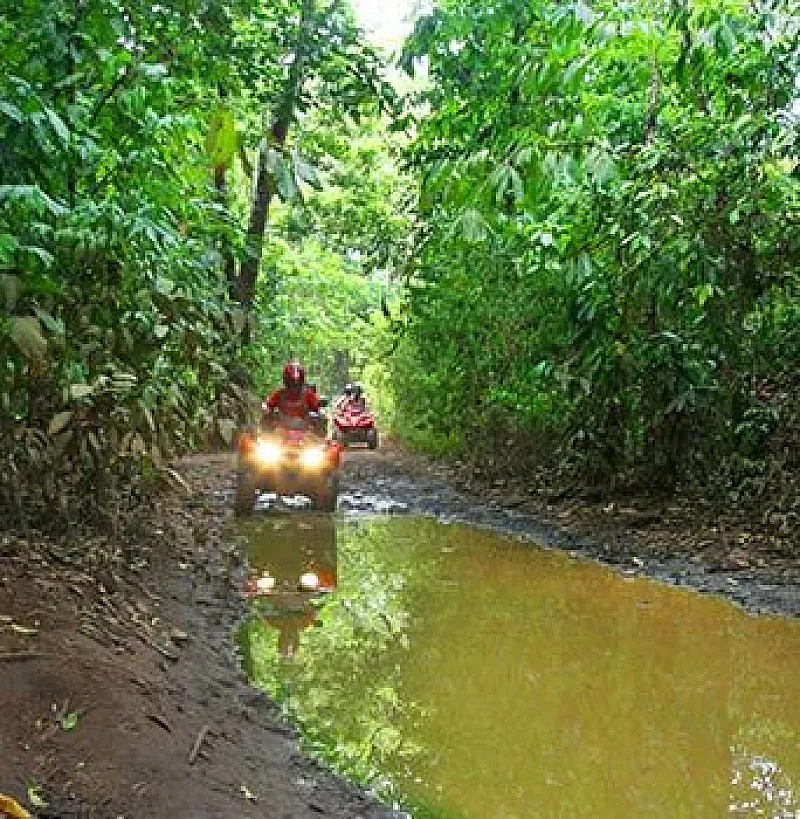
1, 443, 797, 818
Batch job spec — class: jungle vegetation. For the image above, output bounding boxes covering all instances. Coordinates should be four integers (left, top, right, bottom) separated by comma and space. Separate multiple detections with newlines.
1, 0, 798, 530
391, 0, 800, 499
0, 0, 400, 529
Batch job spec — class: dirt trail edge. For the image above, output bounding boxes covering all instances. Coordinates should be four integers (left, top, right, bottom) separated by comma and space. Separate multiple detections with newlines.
1, 442, 797, 819
1, 454, 402, 819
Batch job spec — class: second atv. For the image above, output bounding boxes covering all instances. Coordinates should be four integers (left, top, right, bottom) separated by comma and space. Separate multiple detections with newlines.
332, 383, 378, 449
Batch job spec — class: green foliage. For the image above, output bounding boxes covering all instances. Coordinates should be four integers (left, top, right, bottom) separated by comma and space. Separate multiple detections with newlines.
284, 112, 413, 272
8, 0, 793, 523
0, 0, 259, 528
0, 0, 407, 530
206, 106, 238, 168
391, 0, 800, 488
253, 236, 387, 396
244, 106, 410, 402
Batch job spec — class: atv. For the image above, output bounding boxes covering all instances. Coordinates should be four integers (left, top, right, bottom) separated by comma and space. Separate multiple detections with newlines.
332, 403, 378, 449
235, 421, 341, 514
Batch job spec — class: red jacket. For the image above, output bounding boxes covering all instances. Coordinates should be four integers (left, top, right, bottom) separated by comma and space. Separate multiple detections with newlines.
264, 386, 320, 419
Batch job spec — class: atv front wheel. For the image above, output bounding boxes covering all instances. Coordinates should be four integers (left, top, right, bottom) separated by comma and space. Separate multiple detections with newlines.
313, 474, 339, 513
234, 469, 257, 516
367, 428, 378, 450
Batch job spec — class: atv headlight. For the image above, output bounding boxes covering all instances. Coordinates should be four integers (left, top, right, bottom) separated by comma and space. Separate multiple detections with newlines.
300, 446, 326, 470
255, 439, 282, 465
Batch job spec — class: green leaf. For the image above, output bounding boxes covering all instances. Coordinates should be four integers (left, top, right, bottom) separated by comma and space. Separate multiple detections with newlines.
112, 371, 138, 391
0, 101, 23, 122
294, 153, 322, 190
27, 784, 48, 810
490, 164, 510, 203
60, 710, 80, 731
10, 316, 47, 360
69, 384, 94, 400
515, 147, 535, 165
142, 406, 155, 432
155, 276, 175, 296
694, 284, 721, 307
564, 56, 589, 85
35, 308, 64, 335
205, 106, 237, 168
0, 185, 67, 217
48, 411, 73, 436
274, 154, 300, 202
574, 2, 595, 24
460, 208, 487, 243
45, 107, 69, 145
140, 62, 168, 80
23, 244, 54, 267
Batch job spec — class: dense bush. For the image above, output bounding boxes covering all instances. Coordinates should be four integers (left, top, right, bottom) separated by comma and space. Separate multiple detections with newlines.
0, 1, 262, 529
389, 0, 799, 490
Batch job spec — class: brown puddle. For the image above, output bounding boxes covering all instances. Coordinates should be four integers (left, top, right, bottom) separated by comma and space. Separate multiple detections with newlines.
237, 516, 800, 818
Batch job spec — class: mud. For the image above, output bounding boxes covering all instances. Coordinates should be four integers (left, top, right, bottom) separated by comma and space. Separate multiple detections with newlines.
1, 440, 797, 819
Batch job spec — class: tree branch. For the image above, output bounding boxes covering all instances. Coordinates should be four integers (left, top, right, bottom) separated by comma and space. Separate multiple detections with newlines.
89, 65, 133, 126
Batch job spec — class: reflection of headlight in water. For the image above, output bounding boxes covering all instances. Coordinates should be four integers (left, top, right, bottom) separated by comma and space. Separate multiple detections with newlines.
300, 446, 326, 470
255, 440, 282, 465
256, 574, 276, 593
299, 572, 319, 590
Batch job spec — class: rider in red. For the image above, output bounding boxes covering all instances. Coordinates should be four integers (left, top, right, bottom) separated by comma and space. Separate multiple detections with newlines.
263, 361, 321, 430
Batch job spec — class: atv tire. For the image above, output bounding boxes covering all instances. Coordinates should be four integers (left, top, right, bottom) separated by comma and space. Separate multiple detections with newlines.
314, 474, 339, 513
367, 428, 378, 450
234, 469, 257, 516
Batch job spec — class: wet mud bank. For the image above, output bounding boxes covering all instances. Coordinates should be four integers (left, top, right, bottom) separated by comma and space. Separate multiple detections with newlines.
0, 455, 400, 819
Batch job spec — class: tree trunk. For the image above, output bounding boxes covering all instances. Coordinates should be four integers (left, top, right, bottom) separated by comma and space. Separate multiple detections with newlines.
235, 0, 315, 336
214, 164, 238, 301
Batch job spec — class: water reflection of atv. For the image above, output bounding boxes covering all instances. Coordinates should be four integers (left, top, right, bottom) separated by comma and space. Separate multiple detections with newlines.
333, 404, 378, 449
235, 421, 341, 514
240, 514, 337, 660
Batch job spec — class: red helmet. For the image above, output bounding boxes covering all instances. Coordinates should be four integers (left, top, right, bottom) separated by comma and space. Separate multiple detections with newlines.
282, 361, 305, 390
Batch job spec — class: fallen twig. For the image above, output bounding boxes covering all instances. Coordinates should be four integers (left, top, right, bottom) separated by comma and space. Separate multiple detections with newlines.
188, 723, 210, 764
147, 713, 172, 732
137, 632, 179, 662
0, 651, 43, 662
129, 578, 160, 601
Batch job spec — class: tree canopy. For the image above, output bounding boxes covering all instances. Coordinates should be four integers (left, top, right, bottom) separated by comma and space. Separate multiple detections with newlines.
2, 0, 798, 529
